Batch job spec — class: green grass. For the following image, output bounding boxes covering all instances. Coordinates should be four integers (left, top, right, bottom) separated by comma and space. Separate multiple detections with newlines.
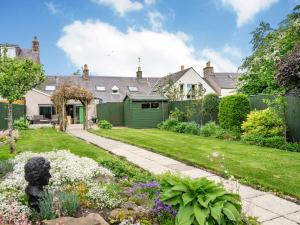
91, 128, 300, 199
0, 128, 118, 162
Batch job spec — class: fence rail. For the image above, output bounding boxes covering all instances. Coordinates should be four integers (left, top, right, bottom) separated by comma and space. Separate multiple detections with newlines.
96, 102, 124, 126
0, 102, 26, 130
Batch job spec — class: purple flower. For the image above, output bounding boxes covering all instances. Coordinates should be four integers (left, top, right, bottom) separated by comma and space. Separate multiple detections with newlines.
153, 198, 177, 217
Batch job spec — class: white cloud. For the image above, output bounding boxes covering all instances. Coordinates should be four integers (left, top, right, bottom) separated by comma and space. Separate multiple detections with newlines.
45, 1, 60, 14
91, 0, 143, 16
223, 44, 242, 59
57, 20, 238, 77
221, 0, 279, 27
147, 11, 165, 30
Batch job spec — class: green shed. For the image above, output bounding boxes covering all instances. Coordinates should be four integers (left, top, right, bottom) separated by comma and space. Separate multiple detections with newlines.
124, 94, 169, 128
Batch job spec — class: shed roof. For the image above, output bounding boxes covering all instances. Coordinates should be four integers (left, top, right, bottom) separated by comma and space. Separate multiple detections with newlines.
125, 93, 168, 101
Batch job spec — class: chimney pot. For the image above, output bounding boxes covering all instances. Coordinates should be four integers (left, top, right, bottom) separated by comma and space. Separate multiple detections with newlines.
83, 64, 89, 80
32, 36, 39, 52
181, 65, 185, 71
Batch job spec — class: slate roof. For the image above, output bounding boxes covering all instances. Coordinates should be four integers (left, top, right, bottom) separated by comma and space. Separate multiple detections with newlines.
37, 76, 160, 103
154, 67, 191, 89
206, 73, 241, 89
0, 44, 39, 63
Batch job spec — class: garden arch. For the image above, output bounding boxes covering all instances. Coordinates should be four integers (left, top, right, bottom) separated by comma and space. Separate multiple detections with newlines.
51, 85, 94, 131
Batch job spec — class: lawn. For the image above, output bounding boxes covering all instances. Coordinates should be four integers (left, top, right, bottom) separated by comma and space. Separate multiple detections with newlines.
91, 128, 300, 199
0, 128, 117, 162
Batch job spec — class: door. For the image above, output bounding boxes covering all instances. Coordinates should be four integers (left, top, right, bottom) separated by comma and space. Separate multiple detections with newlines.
79, 106, 84, 124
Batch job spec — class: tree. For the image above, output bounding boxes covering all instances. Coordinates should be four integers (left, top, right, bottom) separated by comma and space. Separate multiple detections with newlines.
156, 76, 185, 101
238, 5, 300, 95
276, 44, 300, 91
0, 47, 45, 153
202, 93, 220, 121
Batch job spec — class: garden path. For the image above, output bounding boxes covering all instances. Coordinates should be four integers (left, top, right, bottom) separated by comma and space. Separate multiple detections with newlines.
68, 125, 300, 225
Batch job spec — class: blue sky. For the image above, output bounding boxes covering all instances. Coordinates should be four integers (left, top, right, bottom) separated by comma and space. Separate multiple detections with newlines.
0, 0, 298, 77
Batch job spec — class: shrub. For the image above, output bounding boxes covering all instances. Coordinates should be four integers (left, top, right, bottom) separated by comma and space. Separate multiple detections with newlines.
58, 192, 79, 217
13, 117, 29, 130
98, 120, 113, 129
218, 94, 250, 131
214, 127, 241, 141
38, 192, 56, 220
100, 159, 154, 183
242, 108, 284, 138
169, 108, 187, 122
200, 121, 218, 137
281, 142, 300, 152
160, 174, 242, 225
241, 134, 285, 149
202, 93, 219, 121
173, 122, 188, 133
158, 118, 180, 131
184, 122, 200, 135
0, 160, 13, 178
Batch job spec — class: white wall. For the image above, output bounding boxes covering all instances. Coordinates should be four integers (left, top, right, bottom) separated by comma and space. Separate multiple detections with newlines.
25, 90, 52, 119
220, 89, 236, 96
175, 68, 216, 100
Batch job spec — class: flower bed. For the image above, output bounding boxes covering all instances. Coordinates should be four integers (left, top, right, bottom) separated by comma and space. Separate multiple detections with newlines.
0, 150, 257, 225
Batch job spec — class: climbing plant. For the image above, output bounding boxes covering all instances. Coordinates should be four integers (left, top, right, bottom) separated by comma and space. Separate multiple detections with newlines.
51, 85, 94, 131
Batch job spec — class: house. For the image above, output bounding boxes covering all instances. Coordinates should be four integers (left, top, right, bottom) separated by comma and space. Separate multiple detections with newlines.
203, 61, 241, 96
0, 37, 40, 103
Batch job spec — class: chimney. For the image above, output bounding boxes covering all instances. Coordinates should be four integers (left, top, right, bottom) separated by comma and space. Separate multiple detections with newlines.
203, 61, 214, 79
136, 66, 142, 79
32, 36, 40, 64
82, 64, 89, 80
181, 65, 185, 71
32, 36, 39, 52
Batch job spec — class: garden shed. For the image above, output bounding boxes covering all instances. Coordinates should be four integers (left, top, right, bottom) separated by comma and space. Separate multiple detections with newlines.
124, 94, 169, 128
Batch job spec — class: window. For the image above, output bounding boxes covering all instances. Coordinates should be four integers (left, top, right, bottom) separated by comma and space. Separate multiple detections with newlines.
45, 85, 56, 91
180, 84, 184, 93
128, 86, 138, 92
141, 103, 150, 109
39, 105, 56, 119
96, 86, 106, 91
112, 85, 119, 94
151, 103, 159, 109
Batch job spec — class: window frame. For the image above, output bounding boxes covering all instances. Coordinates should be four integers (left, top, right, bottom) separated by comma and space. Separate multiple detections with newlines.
45, 85, 56, 91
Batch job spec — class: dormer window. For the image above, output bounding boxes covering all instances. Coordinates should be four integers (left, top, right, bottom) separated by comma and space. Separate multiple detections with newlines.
45, 85, 56, 91
112, 85, 119, 94
96, 86, 106, 91
128, 86, 138, 92
0, 46, 16, 58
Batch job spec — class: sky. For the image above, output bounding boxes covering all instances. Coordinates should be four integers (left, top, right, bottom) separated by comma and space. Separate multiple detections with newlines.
0, 0, 298, 77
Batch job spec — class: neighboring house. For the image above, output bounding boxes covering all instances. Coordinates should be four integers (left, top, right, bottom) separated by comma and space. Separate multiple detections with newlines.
203, 61, 241, 96
154, 65, 216, 100
0, 37, 40, 104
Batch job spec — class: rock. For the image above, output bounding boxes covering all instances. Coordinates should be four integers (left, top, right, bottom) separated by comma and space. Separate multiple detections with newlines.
43, 213, 109, 225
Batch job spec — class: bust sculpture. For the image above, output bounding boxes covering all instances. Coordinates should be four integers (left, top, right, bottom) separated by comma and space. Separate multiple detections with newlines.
24, 157, 51, 212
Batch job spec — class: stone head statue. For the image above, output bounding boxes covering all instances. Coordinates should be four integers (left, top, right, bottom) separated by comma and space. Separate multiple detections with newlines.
24, 157, 51, 211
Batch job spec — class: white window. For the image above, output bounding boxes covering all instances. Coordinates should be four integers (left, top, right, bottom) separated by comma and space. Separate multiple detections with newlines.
112, 85, 119, 94
96, 86, 106, 91
45, 85, 56, 91
0, 47, 16, 58
128, 86, 138, 92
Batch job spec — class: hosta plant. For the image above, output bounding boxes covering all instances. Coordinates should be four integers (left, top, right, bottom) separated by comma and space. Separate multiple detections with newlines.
160, 174, 242, 225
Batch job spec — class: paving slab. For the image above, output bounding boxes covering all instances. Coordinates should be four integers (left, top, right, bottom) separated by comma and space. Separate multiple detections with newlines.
285, 211, 300, 224
67, 127, 300, 223
249, 194, 300, 216
262, 217, 298, 225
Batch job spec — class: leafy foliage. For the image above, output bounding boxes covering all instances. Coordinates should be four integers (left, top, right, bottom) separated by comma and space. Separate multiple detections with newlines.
218, 94, 250, 131
0, 160, 13, 178
160, 174, 242, 225
58, 192, 79, 217
276, 44, 300, 91
242, 108, 284, 137
238, 6, 300, 95
158, 118, 181, 131
169, 108, 187, 122
200, 121, 219, 137
13, 117, 29, 130
202, 94, 220, 121
98, 119, 113, 129
241, 135, 285, 149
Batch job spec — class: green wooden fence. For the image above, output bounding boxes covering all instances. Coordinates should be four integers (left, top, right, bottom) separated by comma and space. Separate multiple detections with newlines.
249, 94, 300, 142
0, 103, 26, 130
170, 100, 217, 125
96, 102, 124, 126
